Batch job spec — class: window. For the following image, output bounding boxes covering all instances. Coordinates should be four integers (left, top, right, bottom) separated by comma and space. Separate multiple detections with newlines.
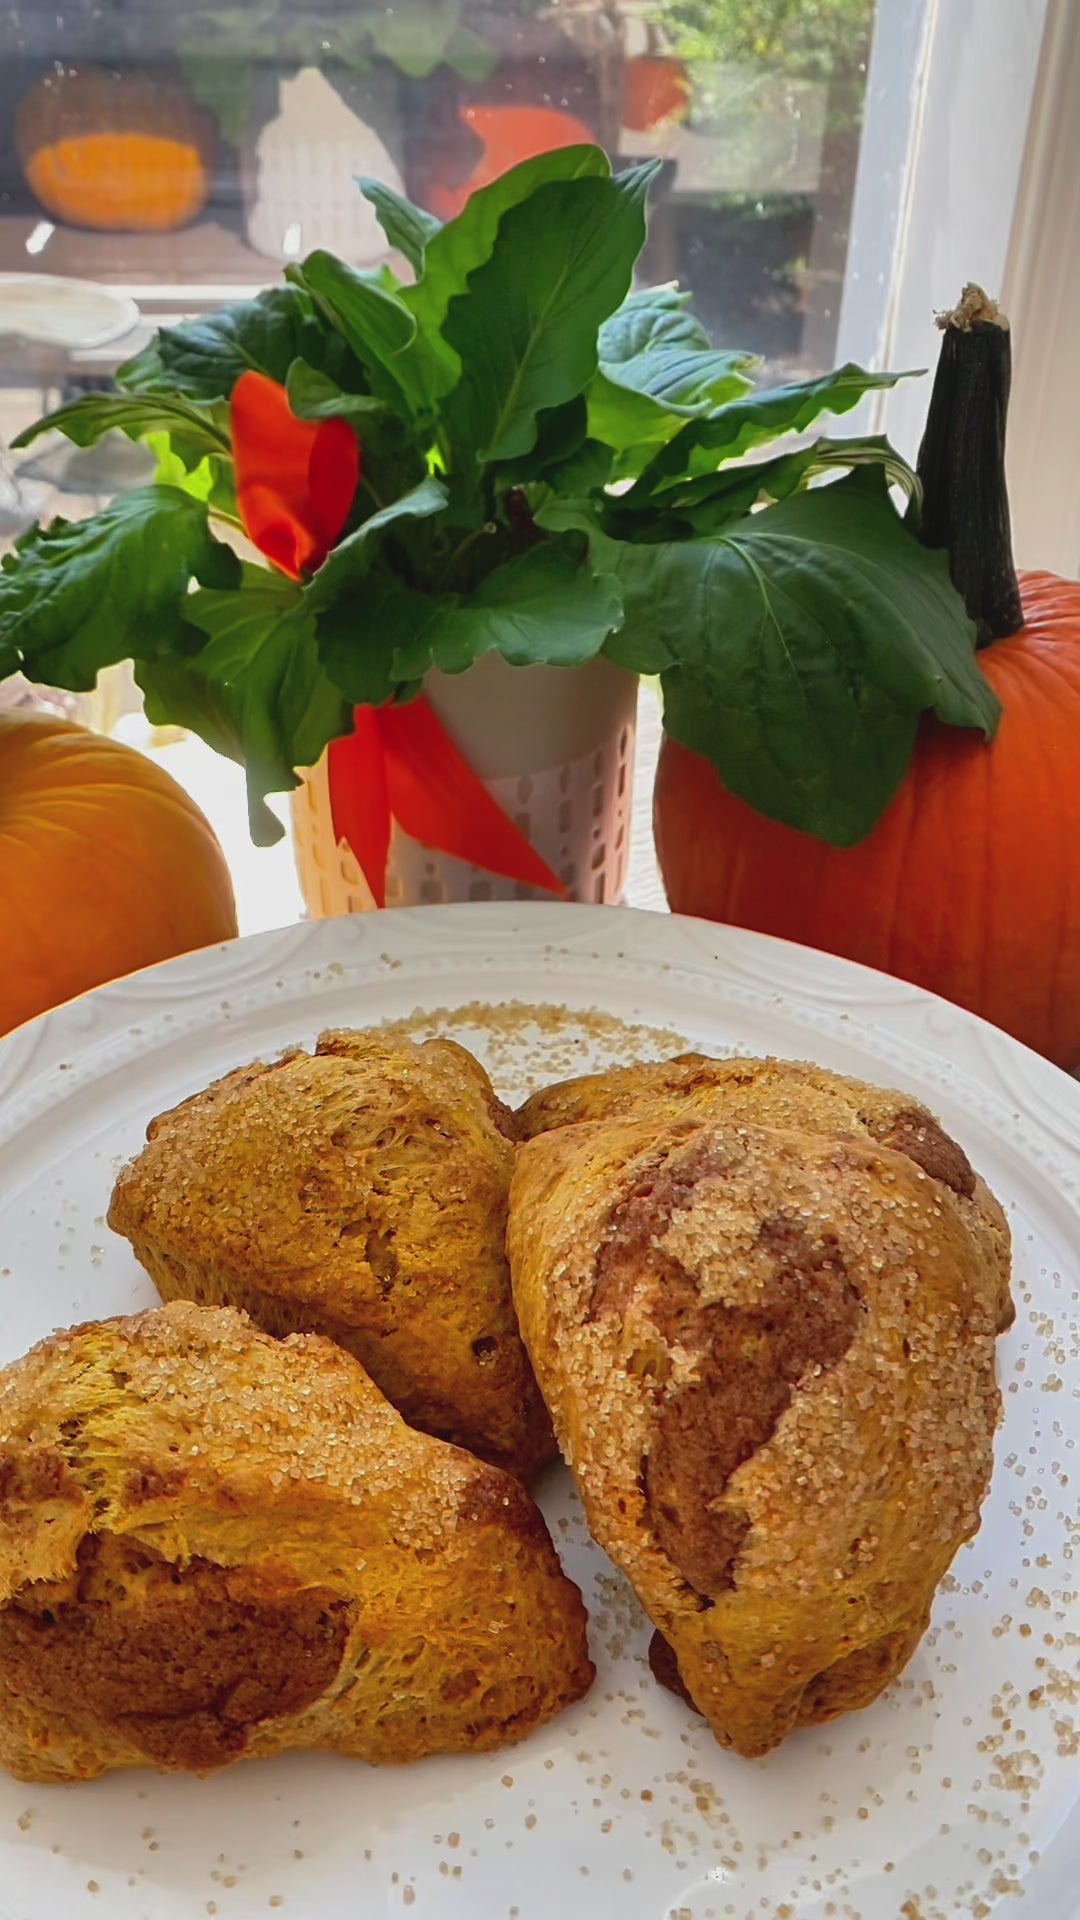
1, 1, 883, 454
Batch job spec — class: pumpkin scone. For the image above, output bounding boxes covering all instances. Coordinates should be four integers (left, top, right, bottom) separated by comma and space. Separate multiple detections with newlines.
0, 1302, 593, 1784
508, 1060, 1012, 1758
518, 1051, 1013, 1335
109, 1030, 554, 1479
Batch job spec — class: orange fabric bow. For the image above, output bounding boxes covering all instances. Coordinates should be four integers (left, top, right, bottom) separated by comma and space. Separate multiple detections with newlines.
327, 702, 568, 908
228, 370, 567, 906
231, 368, 359, 578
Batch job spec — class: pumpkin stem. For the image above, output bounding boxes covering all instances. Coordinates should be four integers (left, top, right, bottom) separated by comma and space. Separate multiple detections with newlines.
915, 282, 1024, 645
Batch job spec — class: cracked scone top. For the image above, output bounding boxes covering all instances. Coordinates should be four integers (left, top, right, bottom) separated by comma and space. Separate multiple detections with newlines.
508, 1054, 1012, 1758
0, 1302, 593, 1784
108, 1029, 554, 1480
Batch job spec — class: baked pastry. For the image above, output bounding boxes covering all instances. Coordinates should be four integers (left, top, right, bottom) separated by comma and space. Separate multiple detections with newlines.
518, 1052, 1013, 1333
517, 1050, 737, 1137
0, 1302, 593, 1784
508, 1056, 1012, 1758
108, 1030, 554, 1479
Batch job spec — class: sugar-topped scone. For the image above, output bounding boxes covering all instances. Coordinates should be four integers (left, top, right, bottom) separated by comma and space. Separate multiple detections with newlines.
0, 1302, 593, 1783
508, 1057, 1012, 1758
108, 1031, 554, 1479
518, 1052, 1012, 1334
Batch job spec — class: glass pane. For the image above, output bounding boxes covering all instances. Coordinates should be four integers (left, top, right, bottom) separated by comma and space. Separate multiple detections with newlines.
0, 0, 877, 554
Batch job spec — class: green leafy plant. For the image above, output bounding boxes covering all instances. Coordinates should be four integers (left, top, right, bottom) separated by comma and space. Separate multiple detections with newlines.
1, 144, 998, 849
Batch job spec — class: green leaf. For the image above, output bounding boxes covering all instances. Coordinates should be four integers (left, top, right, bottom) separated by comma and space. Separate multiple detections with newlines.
605, 449, 815, 545
12, 392, 231, 469
597, 285, 755, 409
316, 575, 446, 708
426, 538, 623, 674
365, 5, 491, 82
294, 254, 427, 415
144, 432, 239, 519
306, 475, 449, 610
137, 655, 271, 817
442, 163, 658, 469
559, 444, 617, 496
587, 372, 704, 471
180, 565, 349, 840
316, 534, 623, 706
146, 432, 214, 499
369, 1, 462, 77
627, 363, 919, 504
357, 177, 442, 274
533, 500, 669, 671
284, 360, 386, 427
608, 435, 921, 541
402, 144, 612, 403
0, 488, 240, 691
114, 333, 169, 389
640, 472, 998, 844
588, 285, 757, 467
442, 21, 499, 82
492, 397, 590, 490
180, 52, 253, 145
117, 288, 364, 404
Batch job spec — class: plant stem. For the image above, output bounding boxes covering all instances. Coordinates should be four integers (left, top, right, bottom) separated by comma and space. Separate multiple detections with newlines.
915, 283, 1024, 645
440, 522, 497, 590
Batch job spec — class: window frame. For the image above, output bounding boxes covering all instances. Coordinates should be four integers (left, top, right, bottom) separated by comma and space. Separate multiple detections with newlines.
836, 0, 1052, 486
1000, 0, 1080, 577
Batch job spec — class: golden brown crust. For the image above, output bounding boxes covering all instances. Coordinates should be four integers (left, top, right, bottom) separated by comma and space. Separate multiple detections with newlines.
518, 1051, 727, 1139
517, 1052, 1012, 1333
108, 1030, 553, 1479
508, 1056, 1012, 1759
0, 1302, 592, 1784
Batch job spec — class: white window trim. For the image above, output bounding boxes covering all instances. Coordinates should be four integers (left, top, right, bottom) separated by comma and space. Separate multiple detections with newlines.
833, 0, 934, 379
837, 0, 1051, 494
1000, 0, 1080, 579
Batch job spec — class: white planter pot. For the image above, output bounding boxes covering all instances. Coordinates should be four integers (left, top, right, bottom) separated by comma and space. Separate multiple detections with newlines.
291, 653, 639, 915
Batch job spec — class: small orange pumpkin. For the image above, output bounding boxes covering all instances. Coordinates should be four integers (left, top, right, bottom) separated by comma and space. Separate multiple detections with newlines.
0, 712, 237, 1039
15, 66, 216, 233
623, 56, 690, 132
655, 290, 1080, 1071
425, 105, 597, 222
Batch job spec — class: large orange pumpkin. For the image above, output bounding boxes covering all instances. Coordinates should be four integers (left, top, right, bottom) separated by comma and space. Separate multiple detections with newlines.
655, 571, 1080, 1068
654, 288, 1080, 1071
0, 713, 237, 1039
15, 66, 216, 233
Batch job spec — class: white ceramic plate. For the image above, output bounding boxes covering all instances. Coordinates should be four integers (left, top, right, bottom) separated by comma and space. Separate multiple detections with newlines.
0, 904, 1078, 1920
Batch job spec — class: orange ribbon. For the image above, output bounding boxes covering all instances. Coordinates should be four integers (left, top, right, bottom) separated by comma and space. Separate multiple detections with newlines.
326, 701, 568, 908
232, 368, 359, 580
228, 370, 568, 906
